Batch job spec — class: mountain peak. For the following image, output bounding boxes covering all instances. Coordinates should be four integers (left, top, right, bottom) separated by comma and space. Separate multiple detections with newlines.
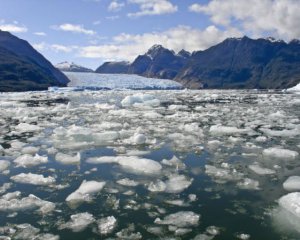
55, 61, 93, 73
177, 49, 191, 58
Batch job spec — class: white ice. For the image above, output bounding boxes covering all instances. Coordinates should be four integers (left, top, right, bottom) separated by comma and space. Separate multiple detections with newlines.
10, 173, 55, 186
14, 154, 48, 168
283, 176, 300, 191
263, 148, 299, 159
60, 212, 95, 232
154, 211, 200, 228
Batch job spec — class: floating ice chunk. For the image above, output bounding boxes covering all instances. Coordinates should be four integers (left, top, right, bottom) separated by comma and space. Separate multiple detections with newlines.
66, 180, 106, 204
263, 148, 299, 159
13, 223, 40, 239
0, 160, 10, 172
34, 233, 60, 240
161, 156, 186, 170
236, 233, 251, 240
121, 93, 160, 107
147, 180, 166, 192
278, 192, 300, 219
14, 154, 48, 168
165, 175, 193, 193
117, 178, 139, 187
249, 164, 276, 175
154, 211, 200, 228
11, 173, 55, 186
206, 226, 220, 236
209, 125, 251, 135
55, 152, 80, 165
165, 199, 188, 207
116, 225, 142, 239
205, 165, 243, 182
131, 133, 147, 145
2, 191, 21, 201
168, 105, 188, 111
0, 194, 55, 214
237, 178, 260, 190
60, 212, 95, 232
261, 128, 300, 137
119, 157, 162, 175
193, 234, 214, 240
86, 156, 119, 164
97, 216, 117, 235
283, 176, 300, 191
0, 183, 12, 194
21, 146, 39, 155
15, 123, 41, 132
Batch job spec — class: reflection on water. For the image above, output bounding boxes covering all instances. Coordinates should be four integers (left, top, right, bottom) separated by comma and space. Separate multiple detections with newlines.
0, 89, 299, 239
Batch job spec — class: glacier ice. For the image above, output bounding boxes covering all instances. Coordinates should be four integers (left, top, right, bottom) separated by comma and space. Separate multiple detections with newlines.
14, 154, 48, 168
10, 173, 56, 186
283, 176, 300, 191
154, 211, 200, 228
66, 180, 106, 206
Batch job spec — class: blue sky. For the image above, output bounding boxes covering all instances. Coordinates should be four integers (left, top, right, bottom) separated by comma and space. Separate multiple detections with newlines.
0, 0, 299, 69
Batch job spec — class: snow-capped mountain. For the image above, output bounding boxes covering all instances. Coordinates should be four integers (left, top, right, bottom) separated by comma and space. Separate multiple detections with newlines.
55, 61, 94, 73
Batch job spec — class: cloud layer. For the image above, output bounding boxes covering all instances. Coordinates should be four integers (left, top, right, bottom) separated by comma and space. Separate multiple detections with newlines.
128, 0, 178, 17
79, 25, 241, 61
189, 0, 300, 39
54, 23, 96, 35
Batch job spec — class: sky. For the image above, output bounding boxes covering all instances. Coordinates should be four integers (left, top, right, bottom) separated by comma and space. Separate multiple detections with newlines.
0, 0, 300, 70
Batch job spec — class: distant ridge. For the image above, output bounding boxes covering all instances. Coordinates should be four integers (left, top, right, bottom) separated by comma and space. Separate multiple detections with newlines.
96, 36, 300, 89
0, 30, 69, 92
56, 61, 94, 73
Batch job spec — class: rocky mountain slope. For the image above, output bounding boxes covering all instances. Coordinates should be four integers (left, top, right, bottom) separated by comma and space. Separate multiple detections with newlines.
96, 37, 300, 89
0, 30, 69, 92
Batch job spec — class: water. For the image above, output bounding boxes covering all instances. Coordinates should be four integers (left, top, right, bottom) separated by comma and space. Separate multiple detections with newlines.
0, 89, 300, 239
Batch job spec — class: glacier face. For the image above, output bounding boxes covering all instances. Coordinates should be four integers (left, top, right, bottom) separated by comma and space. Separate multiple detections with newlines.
64, 72, 182, 90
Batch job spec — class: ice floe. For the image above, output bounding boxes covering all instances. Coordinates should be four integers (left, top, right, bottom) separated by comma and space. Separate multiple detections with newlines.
283, 176, 300, 191
97, 216, 117, 235
10, 173, 56, 186
59, 212, 95, 232
154, 211, 200, 228
263, 148, 299, 159
14, 154, 48, 168
0, 194, 55, 214
66, 180, 106, 205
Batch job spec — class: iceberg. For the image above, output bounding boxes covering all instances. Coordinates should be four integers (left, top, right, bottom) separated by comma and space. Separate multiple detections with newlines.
154, 211, 200, 228
59, 212, 95, 232
283, 176, 300, 191
97, 216, 117, 235
10, 173, 55, 186
66, 180, 106, 204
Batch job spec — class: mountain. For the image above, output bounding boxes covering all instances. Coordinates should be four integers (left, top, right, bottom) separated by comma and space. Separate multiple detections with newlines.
128, 45, 190, 79
96, 37, 300, 89
176, 36, 300, 89
95, 61, 130, 74
55, 61, 94, 73
0, 30, 69, 92
95, 45, 190, 80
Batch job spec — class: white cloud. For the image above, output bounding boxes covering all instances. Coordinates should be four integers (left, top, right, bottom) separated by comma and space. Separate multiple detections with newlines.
108, 1, 125, 12
33, 42, 78, 53
128, 0, 178, 17
34, 32, 46, 36
54, 23, 96, 35
106, 15, 120, 20
189, 0, 300, 39
79, 25, 242, 61
0, 21, 28, 33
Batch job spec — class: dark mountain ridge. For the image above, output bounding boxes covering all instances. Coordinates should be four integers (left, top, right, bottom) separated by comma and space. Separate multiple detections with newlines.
96, 36, 300, 89
0, 30, 69, 92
